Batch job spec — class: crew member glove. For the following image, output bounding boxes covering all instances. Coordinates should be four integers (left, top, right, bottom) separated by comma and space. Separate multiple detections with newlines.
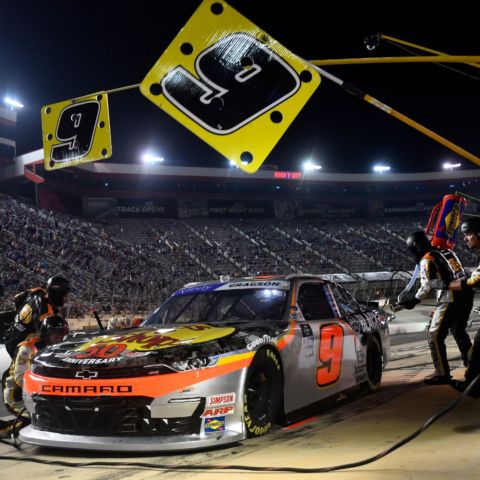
401, 297, 420, 310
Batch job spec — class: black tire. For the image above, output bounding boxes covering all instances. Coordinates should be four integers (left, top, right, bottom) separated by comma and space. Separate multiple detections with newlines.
366, 336, 383, 392
243, 348, 282, 437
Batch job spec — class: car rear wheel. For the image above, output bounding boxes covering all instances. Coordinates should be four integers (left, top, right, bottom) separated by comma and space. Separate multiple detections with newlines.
366, 336, 382, 392
243, 348, 282, 437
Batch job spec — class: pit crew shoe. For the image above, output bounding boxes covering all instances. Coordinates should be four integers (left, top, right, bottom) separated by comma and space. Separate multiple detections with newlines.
451, 379, 480, 398
424, 374, 451, 385
450, 380, 467, 393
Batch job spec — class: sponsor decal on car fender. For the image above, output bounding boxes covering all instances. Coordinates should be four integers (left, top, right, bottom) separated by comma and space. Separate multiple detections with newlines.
204, 416, 226, 433
207, 392, 236, 406
201, 405, 234, 417
247, 335, 275, 350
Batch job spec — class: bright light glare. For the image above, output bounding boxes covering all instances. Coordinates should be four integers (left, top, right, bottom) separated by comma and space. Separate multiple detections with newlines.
4, 97, 24, 109
302, 160, 322, 172
373, 165, 391, 173
443, 162, 461, 170
229, 159, 249, 168
142, 153, 164, 164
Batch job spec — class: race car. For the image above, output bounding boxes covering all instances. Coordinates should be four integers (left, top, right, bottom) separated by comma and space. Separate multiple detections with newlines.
20, 274, 390, 451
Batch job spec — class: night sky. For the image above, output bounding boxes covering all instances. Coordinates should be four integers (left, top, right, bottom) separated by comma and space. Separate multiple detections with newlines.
1, 0, 479, 173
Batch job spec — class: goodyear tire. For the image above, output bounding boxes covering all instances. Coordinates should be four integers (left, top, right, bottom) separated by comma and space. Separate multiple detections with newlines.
243, 348, 282, 437
366, 336, 382, 392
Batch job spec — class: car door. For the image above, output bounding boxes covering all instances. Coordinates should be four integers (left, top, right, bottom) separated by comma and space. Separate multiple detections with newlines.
282, 281, 359, 413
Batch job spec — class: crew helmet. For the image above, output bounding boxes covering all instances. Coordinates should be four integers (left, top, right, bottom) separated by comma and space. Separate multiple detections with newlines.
45, 274, 70, 306
460, 217, 480, 235
39, 314, 69, 345
406, 231, 431, 263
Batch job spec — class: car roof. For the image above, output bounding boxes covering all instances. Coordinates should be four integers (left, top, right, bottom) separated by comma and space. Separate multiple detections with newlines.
181, 273, 328, 288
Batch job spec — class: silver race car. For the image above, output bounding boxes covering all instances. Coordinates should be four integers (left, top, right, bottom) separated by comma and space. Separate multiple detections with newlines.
20, 274, 390, 451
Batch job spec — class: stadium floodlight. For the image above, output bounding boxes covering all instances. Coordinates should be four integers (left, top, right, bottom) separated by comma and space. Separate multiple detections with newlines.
443, 162, 461, 171
373, 164, 391, 173
142, 153, 164, 164
4, 96, 24, 110
302, 160, 322, 172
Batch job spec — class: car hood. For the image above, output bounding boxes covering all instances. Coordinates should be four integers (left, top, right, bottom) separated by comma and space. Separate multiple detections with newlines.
31, 322, 286, 379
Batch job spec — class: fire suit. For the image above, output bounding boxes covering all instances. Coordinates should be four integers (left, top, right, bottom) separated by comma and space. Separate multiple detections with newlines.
2, 336, 43, 435
414, 248, 473, 378
457, 261, 480, 386
4, 287, 57, 357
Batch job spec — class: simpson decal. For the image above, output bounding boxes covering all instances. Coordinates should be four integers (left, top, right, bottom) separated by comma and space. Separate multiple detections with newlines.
207, 392, 236, 406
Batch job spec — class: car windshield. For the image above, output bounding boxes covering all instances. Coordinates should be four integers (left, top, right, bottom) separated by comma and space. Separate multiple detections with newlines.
143, 287, 288, 326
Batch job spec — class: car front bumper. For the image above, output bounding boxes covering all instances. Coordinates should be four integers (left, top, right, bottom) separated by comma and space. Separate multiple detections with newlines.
19, 425, 245, 451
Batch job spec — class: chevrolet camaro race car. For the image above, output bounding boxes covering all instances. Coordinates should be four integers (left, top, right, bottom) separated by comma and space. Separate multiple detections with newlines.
20, 274, 390, 451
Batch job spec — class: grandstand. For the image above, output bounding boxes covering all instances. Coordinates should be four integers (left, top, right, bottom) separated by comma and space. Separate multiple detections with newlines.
1, 149, 479, 321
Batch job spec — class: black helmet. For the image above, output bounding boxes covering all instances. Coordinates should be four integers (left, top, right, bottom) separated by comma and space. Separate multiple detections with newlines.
39, 314, 69, 345
45, 274, 70, 306
460, 217, 480, 235
406, 231, 431, 263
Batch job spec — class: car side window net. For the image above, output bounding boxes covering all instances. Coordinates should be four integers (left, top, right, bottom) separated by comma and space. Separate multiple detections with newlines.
330, 284, 361, 316
297, 283, 334, 320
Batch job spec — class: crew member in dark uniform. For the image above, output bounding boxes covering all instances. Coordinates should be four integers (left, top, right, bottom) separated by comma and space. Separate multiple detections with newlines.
449, 217, 480, 396
1, 314, 69, 436
3, 274, 70, 357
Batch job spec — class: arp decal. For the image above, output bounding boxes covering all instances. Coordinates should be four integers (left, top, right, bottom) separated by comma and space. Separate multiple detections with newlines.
204, 416, 226, 433
201, 405, 234, 417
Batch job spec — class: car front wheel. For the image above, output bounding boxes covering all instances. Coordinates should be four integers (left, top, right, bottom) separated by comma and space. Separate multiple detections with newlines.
243, 348, 282, 437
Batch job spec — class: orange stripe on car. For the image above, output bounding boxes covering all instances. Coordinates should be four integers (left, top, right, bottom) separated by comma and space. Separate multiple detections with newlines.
24, 353, 254, 398
276, 320, 296, 350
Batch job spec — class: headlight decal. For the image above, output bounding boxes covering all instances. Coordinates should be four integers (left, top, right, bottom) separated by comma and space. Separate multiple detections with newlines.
24, 352, 254, 398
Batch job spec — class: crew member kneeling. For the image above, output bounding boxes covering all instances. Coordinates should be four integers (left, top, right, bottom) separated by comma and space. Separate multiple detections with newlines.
1, 314, 69, 437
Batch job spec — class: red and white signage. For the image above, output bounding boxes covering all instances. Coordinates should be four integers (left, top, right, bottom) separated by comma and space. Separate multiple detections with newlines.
207, 392, 236, 407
